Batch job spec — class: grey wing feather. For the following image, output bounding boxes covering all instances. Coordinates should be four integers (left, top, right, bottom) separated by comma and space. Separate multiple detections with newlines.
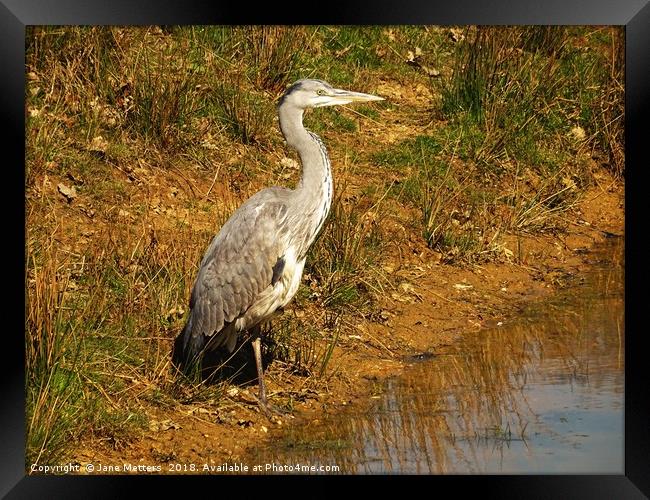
185, 187, 291, 351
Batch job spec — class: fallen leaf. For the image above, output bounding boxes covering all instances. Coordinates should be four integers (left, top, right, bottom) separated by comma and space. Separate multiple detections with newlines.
568, 126, 586, 142
280, 157, 299, 169
57, 183, 77, 203
149, 419, 181, 432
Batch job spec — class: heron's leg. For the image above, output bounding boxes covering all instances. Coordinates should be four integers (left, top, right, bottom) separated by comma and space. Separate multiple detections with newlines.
250, 328, 288, 419
251, 336, 268, 408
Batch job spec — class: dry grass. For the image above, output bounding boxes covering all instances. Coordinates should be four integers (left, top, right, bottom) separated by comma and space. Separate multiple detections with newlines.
210, 77, 275, 146
26, 231, 80, 466
307, 186, 390, 312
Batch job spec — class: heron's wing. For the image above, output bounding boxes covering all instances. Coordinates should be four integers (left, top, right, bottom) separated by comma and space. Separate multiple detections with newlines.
186, 188, 291, 349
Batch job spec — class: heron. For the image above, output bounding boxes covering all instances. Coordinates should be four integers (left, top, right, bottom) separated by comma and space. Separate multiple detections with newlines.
172, 79, 384, 415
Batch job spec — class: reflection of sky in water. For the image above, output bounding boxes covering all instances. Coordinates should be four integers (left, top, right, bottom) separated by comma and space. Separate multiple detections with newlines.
246, 238, 624, 474
468, 381, 624, 473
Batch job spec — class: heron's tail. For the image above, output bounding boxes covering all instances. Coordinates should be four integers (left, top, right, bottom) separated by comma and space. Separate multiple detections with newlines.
171, 318, 204, 379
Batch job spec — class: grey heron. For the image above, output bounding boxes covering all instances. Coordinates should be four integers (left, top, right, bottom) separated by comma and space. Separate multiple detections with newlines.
172, 79, 384, 415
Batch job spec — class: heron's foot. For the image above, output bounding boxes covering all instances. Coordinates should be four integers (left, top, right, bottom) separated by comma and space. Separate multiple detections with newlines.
254, 395, 290, 420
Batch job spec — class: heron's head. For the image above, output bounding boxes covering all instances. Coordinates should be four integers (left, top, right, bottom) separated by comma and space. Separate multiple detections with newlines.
279, 79, 384, 110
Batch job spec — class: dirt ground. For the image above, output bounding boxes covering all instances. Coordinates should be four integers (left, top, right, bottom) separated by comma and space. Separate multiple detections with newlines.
69, 170, 624, 474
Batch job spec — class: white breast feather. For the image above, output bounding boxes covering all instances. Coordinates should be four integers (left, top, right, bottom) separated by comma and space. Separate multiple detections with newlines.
236, 247, 304, 331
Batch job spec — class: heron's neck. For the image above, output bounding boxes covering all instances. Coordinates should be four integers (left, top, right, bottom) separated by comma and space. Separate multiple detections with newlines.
278, 104, 333, 255
279, 105, 332, 203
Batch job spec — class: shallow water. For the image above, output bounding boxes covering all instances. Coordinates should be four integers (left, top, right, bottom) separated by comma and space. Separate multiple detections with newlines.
246, 237, 624, 474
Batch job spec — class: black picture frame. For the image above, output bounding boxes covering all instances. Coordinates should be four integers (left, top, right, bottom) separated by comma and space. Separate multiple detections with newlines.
6, 1, 648, 497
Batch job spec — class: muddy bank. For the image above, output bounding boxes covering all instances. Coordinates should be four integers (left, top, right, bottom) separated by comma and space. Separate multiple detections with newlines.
71, 179, 623, 473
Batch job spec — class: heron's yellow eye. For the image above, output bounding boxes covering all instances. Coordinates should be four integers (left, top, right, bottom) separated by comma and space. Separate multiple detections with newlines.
317, 89, 326, 96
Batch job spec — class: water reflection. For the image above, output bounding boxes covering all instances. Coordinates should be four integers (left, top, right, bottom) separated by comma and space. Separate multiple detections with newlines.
247, 237, 624, 474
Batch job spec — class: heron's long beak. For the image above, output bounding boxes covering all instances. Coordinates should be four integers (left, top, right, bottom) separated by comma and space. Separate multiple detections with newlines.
333, 88, 384, 103
318, 88, 384, 107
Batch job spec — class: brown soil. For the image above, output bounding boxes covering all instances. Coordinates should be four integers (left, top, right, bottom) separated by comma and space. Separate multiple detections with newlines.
69, 171, 624, 473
